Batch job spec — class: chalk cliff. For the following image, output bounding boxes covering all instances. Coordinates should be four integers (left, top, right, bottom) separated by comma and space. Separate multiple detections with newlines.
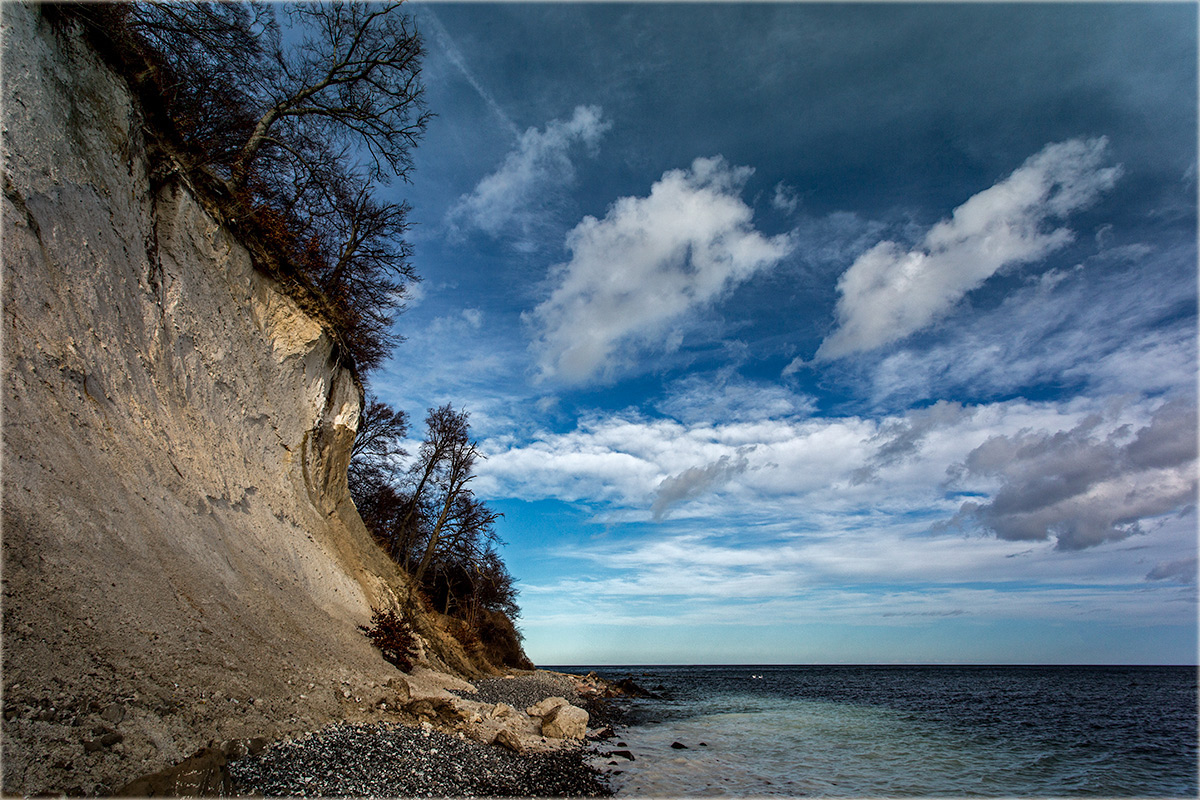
2, 5, 490, 794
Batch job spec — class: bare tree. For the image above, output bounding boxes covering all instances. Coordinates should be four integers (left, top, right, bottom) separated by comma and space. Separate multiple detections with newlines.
82, 1, 429, 376
410, 410, 482, 586
396, 405, 468, 555
472, 548, 520, 621
119, 2, 275, 171
344, 398, 521, 657
346, 396, 413, 561
348, 395, 408, 490
230, 1, 431, 190
432, 497, 504, 619
313, 179, 418, 370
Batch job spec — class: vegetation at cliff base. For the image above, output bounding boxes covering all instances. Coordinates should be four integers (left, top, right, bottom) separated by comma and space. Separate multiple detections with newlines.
350, 400, 530, 671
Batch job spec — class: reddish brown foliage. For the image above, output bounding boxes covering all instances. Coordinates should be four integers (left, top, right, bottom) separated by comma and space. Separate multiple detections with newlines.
359, 608, 417, 672
45, 2, 425, 377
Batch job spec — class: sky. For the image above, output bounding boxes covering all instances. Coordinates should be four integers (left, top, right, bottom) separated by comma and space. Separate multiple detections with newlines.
371, 2, 1199, 665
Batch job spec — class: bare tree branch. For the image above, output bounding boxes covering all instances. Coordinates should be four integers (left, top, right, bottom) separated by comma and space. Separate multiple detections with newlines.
231, 1, 431, 190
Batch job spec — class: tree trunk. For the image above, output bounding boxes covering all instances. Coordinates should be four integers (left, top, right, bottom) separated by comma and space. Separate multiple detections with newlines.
413, 487, 454, 585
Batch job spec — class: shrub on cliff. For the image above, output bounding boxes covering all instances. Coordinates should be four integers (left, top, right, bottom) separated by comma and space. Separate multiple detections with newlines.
359, 608, 418, 672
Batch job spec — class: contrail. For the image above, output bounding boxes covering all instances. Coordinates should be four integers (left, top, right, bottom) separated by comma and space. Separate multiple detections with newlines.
417, 5, 521, 141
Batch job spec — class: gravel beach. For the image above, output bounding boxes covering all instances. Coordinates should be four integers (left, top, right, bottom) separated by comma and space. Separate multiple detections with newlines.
228, 722, 609, 797
453, 672, 581, 709
229, 671, 613, 797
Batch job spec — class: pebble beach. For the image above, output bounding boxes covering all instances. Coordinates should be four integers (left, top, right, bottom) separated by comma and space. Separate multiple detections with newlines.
229, 672, 617, 797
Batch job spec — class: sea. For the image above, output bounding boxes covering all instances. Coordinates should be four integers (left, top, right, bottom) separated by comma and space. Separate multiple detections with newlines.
552, 665, 1198, 797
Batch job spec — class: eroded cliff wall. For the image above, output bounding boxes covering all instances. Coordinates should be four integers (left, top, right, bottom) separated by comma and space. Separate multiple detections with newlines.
2, 6, 475, 794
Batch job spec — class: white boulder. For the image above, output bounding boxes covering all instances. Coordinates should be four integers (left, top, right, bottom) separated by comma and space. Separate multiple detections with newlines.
525, 696, 570, 718
541, 703, 589, 740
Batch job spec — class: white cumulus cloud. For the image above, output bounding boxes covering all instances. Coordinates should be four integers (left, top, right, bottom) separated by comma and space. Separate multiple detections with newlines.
528, 156, 794, 384
447, 105, 610, 243
817, 137, 1122, 360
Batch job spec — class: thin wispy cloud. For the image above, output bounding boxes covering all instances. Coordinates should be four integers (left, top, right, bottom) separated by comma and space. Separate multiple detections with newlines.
815, 137, 1123, 361
657, 373, 816, 425
520, 523, 1198, 631
419, 6, 519, 139
446, 105, 609, 248
528, 156, 794, 384
848, 242, 1198, 408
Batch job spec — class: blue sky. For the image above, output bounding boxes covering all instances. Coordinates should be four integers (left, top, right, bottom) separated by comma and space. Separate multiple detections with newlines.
372, 3, 1198, 665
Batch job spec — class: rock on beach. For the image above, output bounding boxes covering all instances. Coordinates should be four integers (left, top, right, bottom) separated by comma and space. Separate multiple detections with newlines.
544, 703, 590, 739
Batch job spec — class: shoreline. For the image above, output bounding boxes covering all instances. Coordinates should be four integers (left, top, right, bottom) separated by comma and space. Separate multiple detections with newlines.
222, 670, 643, 797
229, 719, 611, 797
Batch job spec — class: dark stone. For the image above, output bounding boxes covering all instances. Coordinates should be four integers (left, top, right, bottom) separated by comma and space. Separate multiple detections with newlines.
612, 678, 658, 698
608, 750, 635, 761
617, 741, 627, 747
670, 741, 688, 749
100, 704, 125, 725
222, 739, 248, 760
699, 742, 708, 746
587, 725, 615, 741
247, 737, 267, 755
99, 732, 123, 747
117, 747, 231, 796
82, 739, 102, 753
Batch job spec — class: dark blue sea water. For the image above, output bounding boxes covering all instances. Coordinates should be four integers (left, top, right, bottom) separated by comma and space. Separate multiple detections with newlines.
556, 665, 1197, 797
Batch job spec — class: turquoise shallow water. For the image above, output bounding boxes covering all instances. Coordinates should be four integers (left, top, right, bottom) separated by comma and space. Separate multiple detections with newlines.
557, 665, 1197, 797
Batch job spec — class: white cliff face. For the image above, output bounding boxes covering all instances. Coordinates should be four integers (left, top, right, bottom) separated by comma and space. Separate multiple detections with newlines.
1, 6, 471, 794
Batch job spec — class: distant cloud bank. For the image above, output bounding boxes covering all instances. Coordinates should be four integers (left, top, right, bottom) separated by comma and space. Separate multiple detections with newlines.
478, 392, 1196, 556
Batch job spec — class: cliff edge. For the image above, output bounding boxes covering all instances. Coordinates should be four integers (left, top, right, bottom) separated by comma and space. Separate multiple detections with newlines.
2, 5, 494, 794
